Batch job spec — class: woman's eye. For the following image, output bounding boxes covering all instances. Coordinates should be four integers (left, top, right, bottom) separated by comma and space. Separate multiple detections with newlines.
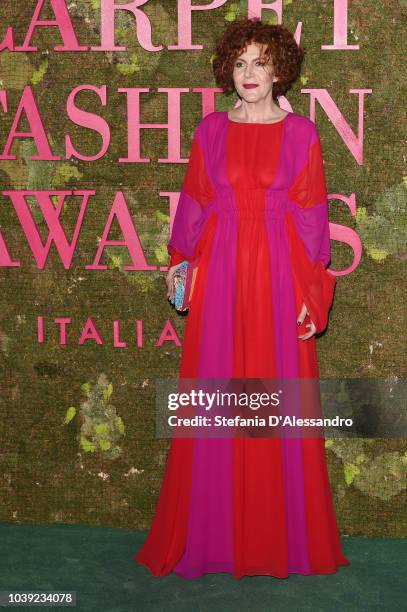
235, 61, 266, 68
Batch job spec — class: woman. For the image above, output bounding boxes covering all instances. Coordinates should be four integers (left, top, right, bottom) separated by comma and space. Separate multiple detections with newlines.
135, 18, 351, 579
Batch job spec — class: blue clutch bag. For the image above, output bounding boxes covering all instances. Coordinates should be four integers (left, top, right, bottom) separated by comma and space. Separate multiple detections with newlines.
173, 261, 189, 312
169, 259, 199, 313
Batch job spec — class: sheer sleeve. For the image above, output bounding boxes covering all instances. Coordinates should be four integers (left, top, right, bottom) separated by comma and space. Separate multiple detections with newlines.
286, 122, 336, 334
167, 123, 214, 267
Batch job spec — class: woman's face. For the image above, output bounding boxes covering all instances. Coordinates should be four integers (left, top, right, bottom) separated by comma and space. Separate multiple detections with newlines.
231, 42, 278, 101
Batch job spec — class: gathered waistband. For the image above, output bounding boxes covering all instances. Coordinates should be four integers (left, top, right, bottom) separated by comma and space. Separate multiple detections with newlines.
206, 188, 291, 219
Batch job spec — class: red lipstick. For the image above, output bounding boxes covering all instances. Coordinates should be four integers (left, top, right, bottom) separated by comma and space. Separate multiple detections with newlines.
243, 84, 259, 89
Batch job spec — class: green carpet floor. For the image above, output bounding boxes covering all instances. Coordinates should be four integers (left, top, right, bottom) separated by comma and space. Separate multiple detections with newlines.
0, 523, 404, 611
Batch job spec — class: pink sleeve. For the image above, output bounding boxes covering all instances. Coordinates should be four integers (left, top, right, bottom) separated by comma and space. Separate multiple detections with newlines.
287, 123, 336, 334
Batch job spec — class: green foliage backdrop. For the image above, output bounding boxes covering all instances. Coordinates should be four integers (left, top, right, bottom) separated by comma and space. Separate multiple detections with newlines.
0, 1, 406, 536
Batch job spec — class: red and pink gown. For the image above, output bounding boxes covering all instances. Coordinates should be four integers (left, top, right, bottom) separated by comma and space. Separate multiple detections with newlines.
134, 110, 351, 579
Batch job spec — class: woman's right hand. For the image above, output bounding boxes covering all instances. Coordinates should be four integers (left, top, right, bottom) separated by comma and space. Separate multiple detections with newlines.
166, 262, 184, 302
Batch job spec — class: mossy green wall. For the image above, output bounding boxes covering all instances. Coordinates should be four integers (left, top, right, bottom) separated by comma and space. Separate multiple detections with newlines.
0, 1, 405, 535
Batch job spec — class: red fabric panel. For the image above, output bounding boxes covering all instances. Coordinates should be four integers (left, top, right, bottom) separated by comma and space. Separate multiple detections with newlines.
182, 129, 214, 207
168, 249, 186, 267
288, 136, 327, 209
286, 212, 336, 334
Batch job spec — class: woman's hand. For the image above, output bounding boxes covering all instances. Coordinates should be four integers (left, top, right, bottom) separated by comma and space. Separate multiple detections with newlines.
297, 302, 317, 340
166, 262, 184, 302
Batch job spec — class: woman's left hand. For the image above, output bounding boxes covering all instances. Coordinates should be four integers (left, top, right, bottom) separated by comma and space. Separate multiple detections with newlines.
297, 302, 317, 340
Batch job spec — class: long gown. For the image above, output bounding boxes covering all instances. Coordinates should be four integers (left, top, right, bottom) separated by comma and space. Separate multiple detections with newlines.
134, 110, 351, 579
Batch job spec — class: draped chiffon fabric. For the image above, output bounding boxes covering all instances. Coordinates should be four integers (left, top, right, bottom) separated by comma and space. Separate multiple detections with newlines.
134, 110, 351, 579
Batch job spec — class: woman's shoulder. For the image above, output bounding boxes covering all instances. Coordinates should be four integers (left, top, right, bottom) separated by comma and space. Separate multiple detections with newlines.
275, 112, 320, 148
288, 112, 320, 137
196, 111, 221, 130
192, 111, 222, 141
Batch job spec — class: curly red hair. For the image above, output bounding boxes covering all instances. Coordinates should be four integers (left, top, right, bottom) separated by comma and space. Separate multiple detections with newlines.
212, 17, 305, 100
